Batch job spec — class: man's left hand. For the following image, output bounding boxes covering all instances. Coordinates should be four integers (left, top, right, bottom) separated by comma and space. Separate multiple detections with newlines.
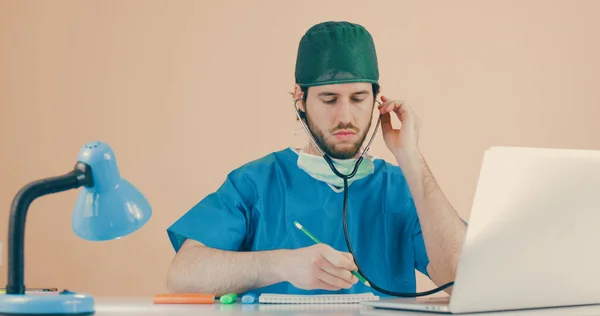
378, 95, 421, 158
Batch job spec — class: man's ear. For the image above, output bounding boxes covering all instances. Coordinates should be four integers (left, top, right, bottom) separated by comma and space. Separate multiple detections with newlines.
293, 84, 306, 113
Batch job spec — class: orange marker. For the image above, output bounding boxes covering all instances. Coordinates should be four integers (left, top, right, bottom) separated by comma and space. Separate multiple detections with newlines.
153, 293, 215, 304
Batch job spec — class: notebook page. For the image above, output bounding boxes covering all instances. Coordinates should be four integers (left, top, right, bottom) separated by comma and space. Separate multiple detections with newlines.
258, 303, 370, 312
258, 292, 380, 304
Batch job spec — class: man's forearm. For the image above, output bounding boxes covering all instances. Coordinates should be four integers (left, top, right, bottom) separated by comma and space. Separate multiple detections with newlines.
167, 240, 285, 296
395, 149, 467, 287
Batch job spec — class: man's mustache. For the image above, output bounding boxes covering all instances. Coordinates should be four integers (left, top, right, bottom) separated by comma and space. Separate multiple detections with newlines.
330, 123, 359, 134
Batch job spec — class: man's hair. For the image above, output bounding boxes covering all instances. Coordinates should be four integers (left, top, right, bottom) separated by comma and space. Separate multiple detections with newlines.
294, 83, 381, 121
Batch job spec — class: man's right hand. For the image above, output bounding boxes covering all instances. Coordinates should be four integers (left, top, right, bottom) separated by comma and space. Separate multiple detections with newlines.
275, 244, 359, 291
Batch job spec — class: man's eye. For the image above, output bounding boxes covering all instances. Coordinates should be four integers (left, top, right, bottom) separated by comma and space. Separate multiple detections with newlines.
323, 99, 337, 104
352, 98, 366, 103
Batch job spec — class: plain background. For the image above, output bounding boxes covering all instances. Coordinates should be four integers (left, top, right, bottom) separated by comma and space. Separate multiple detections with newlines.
0, 0, 598, 297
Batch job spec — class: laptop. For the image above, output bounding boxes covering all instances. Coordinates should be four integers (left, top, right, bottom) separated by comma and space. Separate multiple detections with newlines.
361, 146, 600, 314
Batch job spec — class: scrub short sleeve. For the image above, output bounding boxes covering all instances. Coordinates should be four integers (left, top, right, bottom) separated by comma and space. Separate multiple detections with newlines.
412, 216, 431, 278
167, 170, 254, 252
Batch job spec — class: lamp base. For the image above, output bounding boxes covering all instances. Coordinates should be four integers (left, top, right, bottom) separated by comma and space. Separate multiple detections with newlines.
0, 292, 94, 315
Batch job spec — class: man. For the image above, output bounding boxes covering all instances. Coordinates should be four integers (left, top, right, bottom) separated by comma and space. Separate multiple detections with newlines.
166, 21, 467, 297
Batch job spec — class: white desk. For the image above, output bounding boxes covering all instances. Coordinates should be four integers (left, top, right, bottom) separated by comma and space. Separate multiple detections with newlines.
93, 297, 600, 316
94, 297, 366, 315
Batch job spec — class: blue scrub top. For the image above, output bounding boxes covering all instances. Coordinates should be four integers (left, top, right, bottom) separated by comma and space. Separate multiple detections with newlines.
167, 147, 430, 297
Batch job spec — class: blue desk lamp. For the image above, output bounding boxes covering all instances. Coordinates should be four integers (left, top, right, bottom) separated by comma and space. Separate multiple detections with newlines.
0, 141, 152, 315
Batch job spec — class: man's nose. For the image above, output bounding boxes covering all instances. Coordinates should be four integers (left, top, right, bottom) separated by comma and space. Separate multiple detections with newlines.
336, 100, 353, 124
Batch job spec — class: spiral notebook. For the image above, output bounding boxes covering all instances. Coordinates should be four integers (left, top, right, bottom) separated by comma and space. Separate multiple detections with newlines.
258, 292, 380, 304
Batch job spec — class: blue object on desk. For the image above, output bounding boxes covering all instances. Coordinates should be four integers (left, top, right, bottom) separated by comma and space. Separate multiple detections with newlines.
242, 293, 258, 304
1, 141, 151, 315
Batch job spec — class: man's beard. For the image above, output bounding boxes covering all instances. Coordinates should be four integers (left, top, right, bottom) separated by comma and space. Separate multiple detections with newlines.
304, 114, 372, 160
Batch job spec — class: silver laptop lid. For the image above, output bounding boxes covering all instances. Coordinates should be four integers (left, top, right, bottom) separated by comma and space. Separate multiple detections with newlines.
450, 146, 600, 313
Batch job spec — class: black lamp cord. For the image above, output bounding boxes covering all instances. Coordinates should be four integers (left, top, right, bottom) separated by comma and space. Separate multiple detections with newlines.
323, 154, 454, 297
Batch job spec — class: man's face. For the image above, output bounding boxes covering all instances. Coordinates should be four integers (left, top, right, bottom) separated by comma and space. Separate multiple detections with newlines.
300, 82, 375, 159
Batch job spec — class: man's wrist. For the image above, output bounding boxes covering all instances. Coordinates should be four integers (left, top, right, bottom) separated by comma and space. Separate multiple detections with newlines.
394, 147, 423, 173
258, 249, 289, 287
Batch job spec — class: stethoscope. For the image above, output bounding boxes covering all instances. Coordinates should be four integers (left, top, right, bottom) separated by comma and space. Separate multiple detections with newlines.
293, 98, 454, 297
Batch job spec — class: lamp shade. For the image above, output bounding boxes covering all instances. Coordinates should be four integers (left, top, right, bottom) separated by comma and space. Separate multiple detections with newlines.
72, 141, 151, 241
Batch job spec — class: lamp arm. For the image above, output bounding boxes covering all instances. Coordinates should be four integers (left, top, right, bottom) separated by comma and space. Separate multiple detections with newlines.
6, 161, 94, 295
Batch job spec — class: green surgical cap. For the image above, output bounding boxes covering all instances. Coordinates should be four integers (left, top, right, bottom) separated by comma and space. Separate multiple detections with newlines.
295, 21, 379, 87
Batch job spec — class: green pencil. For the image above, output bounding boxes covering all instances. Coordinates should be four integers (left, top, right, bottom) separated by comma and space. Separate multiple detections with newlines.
293, 221, 371, 287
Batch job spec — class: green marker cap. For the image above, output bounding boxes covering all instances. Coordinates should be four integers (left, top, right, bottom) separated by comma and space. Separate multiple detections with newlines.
219, 293, 238, 304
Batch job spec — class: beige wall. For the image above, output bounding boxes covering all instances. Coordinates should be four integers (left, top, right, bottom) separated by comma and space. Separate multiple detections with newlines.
1, 0, 599, 297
